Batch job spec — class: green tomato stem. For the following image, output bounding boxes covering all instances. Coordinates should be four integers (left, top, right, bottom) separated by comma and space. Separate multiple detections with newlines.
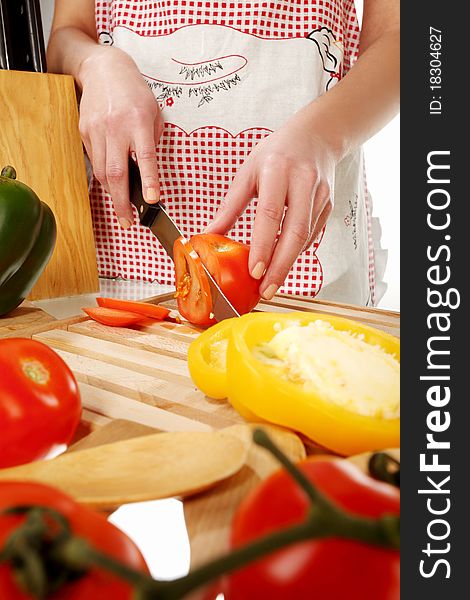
58, 505, 399, 600
253, 428, 334, 509
1, 165, 17, 179
369, 452, 401, 488
57, 537, 150, 589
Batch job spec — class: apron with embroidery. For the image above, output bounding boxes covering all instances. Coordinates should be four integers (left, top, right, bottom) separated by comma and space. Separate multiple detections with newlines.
92, 0, 386, 305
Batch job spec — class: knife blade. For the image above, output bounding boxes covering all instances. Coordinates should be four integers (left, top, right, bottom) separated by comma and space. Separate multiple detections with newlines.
129, 160, 240, 321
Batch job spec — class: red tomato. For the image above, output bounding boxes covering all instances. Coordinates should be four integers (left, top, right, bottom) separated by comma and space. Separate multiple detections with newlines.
174, 237, 214, 326
0, 481, 148, 599
82, 307, 143, 327
96, 298, 170, 320
174, 234, 261, 325
225, 458, 400, 600
0, 338, 82, 468
190, 234, 260, 315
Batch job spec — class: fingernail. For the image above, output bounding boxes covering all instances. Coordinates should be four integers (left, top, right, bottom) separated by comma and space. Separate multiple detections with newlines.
119, 217, 132, 229
146, 187, 159, 202
262, 284, 278, 301
251, 261, 265, 280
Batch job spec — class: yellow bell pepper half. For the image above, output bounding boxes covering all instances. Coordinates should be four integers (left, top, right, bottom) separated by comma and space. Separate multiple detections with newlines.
225, 312, 400, 456
187, 318, 236, 399
188, 311, 400, 456
187, 317, 262, 421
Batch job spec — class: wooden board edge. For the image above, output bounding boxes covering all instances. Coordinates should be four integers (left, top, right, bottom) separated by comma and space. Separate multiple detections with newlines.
142, 291, 400, 320
138, 291, 177, 305
272, 293, 400, 318
142, 293, 400, 338
0, 314, 88, 339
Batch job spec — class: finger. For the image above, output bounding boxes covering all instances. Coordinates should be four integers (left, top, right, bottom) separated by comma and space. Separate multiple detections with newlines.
82, 135, 93, 164
88, 137, 108, 192
134, 130, 160, 204
259, 176, 315, 299
303, 182, 332, 249
311, 181, 331, 229
154, 116, 164, 143
205, 165, 255, 234
79, 116, 93, 164
248, 164, 289, 279
311, 200, 333, 243
82, 136, 98, 186
105, 138, 133, 228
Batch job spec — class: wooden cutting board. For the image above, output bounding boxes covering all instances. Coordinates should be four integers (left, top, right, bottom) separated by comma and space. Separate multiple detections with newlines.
0, 301, 87, 339
16, 293, 399, 568
148, 292, 401, 336
0, 302, 55, 337
28, 293, 399, 431
0, 70, 99, 300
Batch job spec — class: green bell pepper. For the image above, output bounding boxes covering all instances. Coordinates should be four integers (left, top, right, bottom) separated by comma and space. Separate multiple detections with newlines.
0, 166, 56, 316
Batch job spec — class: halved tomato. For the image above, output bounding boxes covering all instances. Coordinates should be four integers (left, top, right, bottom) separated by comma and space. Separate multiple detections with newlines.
190, 234, 260, 315
96, 297, 170, 320
82, 307, 143, 327
174, 237, 214, 326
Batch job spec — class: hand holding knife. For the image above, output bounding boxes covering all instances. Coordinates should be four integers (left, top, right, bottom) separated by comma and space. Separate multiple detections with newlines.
129, 159, 240, 322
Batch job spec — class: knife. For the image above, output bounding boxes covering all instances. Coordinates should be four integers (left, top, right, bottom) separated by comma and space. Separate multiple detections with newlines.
129, 160, 240, 321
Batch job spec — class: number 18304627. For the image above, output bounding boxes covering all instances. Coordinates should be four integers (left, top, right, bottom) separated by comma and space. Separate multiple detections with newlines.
429, 27, 443, 115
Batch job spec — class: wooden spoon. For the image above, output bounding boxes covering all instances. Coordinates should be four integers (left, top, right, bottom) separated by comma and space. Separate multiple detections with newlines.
0, 430, 249, 510
67, 419, 158, 453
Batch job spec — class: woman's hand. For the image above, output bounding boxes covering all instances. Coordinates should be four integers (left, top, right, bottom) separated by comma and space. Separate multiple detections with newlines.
207, 0, 399, 300
206, 113, 336, 299
79, 47, 163, 228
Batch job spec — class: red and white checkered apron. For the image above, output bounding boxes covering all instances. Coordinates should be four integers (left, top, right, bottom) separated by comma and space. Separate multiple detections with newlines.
92, 1, 380, 305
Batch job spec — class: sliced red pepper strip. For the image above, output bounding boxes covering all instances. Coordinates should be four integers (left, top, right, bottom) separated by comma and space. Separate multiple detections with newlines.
82, 307, 144, 327
96, 297, 170, 320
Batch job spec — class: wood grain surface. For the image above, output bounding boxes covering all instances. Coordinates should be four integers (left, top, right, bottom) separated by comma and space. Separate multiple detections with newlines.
33, 316, 246, 431
0, 430, 250, 510
27, 292, 399, 434
0, 301, 55, 337
0, 70, 99, 300
154, 294, 401, 337
184, 424, 307, 568
10, 292, 400, 567
67, 419, 158, 453
0, 301, 87, 339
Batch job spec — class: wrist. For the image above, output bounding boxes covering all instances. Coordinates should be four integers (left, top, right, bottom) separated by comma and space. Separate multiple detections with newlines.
293, 102, 352, 163
78, 46, 136, 89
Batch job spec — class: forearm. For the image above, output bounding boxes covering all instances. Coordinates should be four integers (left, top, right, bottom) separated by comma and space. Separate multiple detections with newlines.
47, 27, 136, 90
298, 30, 400, 161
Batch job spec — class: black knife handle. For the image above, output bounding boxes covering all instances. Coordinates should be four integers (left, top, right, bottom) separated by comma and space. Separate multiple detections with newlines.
129, 159, 163, 228
26, 0, 46, 73
0, 0, 46, 72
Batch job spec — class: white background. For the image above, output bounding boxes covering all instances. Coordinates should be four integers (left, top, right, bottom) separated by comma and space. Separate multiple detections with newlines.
37, 0, 400, 580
